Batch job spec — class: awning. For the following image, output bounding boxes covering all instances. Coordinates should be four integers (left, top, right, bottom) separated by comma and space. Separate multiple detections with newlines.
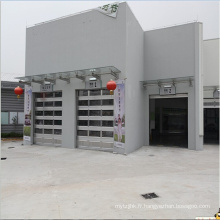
141, 76, 194, 88
15, 66, 121, 85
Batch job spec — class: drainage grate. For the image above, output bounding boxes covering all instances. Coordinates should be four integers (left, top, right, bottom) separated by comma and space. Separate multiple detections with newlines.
8, 147, 15, 149
141, 193, 159, 199
148, 154, 154, 156
1, 157, 7, 160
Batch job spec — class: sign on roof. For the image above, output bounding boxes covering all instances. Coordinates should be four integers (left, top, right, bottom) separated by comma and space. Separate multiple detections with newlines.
95, 2, 119, 18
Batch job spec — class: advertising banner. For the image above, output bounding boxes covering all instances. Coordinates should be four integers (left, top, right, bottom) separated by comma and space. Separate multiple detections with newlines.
114, 79, 125, 148
24, 85, 32, 142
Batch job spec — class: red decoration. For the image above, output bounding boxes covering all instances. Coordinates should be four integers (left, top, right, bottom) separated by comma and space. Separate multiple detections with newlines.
106, 80, 117, 95
14, 86, 23, 99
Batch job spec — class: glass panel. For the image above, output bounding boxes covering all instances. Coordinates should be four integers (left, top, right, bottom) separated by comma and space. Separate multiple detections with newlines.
54, 129, 62, 135
54, 91, 62, 97
35, 128, 43, 134
45, 92, 53, 98
36, 102, 43, 107
102, 121, 113, 127
44, 102, 53, 107
35, 120, 43, 125
44, 120, 53, 125
44, 111, 53, 116
9, 112, 17, 124
78, 100, 88, 106
78, 110, 88, 116
89, 120, 101, 126
54, 111, 62, 116
102, 89, 111, 95
54, 120, 62, 125
78, 120, 88, 126
102, 99, 114, 105
36, 111, 43, 116
54, 101, 62, 107
35, 93, 44, 98
90, 100, 101, 106
90, 90, 101, 96
1, 112, 8, 124
77, 130, 88, 136
89, 110, 101, 116
102, 131, 113, 137
102, 110, 113, 116
44, 129, 53, 134
78, 90, 88, 96
89, 131, 100, 137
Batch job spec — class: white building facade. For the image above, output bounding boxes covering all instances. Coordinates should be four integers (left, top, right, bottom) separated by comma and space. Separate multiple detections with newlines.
18, 2, 219, 154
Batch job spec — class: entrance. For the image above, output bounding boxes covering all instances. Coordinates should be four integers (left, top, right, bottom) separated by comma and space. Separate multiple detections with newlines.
76, 89, 114, 151
204, 108, 219, 144
149, 97, 188, 147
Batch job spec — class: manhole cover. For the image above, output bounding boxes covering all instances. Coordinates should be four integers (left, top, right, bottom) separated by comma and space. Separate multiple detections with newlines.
8, 147, 15, 149
148, 154, 154, 156
141, 193, 159, 199
1, 157, 7, 160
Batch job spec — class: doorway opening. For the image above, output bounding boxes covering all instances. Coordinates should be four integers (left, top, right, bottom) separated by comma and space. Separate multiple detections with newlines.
149, 97, 188, 148
204, 108, 219, 144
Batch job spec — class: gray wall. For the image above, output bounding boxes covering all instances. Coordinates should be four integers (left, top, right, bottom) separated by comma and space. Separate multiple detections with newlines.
1, 81, 24, 134
144, 23, 196, 81
124, 4, 145, 154
25, 3, 127, 76
143, 23, 203, 150
203, 39, 220, 87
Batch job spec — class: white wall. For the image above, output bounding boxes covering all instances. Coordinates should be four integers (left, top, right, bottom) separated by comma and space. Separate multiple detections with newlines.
124, 4, 145, 154
25, 3, 127, 77
143, 23, 203, 150
144, 23, 196, 80
203, 39, 220, 87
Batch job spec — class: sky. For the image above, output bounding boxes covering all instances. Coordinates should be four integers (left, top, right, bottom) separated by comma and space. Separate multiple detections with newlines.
1, 1, 219, 78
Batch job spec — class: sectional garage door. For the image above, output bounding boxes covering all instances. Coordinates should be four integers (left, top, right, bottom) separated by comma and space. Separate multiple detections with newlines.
34, 91, 62, 146
77, 89, 114, 151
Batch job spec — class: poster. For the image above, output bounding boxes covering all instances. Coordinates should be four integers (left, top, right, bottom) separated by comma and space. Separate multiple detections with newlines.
24, 85, 32, 142
114, 79, 125, 148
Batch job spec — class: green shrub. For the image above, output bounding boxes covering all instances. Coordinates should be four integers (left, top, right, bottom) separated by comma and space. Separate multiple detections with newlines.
1, 132, 23, 138
24, 126, 31, 136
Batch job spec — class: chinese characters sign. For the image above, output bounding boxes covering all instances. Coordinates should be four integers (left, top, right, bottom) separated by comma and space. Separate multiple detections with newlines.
159, 85, 176, 95
114, 80, 125, 148
85, 80, 102, 89
96, 2, 119, 18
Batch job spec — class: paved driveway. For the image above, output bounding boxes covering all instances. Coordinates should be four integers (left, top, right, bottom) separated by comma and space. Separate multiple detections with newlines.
1, 141, 219, 219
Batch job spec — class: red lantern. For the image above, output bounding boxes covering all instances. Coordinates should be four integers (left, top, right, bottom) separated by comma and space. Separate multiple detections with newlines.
14, 86, 23, 99
106, 79, 117, 95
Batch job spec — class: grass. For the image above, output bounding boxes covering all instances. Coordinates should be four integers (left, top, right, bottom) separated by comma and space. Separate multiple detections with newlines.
114, 134, 125, 143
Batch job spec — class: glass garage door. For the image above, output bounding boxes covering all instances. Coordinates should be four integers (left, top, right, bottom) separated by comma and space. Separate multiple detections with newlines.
34, 91, 62, 146
77, 89, 114, 151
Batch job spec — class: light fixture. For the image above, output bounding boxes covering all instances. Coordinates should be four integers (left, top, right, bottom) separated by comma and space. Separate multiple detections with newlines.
89, 77, 97, 81
89, 69, 96, 72
164, 85, 172, 88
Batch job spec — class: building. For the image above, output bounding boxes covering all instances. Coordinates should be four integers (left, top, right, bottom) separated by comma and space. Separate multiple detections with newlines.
17, 2, 219, 154
1, 73, 25, 135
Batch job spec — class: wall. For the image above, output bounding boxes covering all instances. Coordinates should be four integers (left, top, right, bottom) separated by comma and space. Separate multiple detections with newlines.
1, 82, 24, 134
203, 39, 220, 87
123, 4, 145, 154
144, 23, 196, 81
25, 3, 127, 77
143, 23, 203, 150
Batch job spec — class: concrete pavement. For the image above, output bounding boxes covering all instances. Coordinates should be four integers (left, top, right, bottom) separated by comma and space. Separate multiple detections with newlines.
1, 141, 219, 219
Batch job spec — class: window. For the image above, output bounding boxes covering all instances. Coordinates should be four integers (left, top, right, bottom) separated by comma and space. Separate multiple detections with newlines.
102, 99, 114, 105
44, 102, 53, 107
102, 121, 113, 127
78, 110, 88, 116
45, 92, 53, 98
54, 101, 62, 107
90, 100, 101, 106
78, 90, 88, 96
77, 130, 87, 136
54, 120, 62, 125
78, 100, 88, 106
89, 120, 101, 126
18, 112, 25, 124
54, 129, 62, 135
102, 131, 113, 137
36, 102, 43, 107
44, 111, 53, 116
90, 90, 101, 96
78, 120, 88, 126
89, 110, 101, 116
89, 131, 100, 137
102, 110, 113, 116
44, 120, 53, 125
1, 112, 9, 124
44, 129, 53, 134
54, 91, 62, 97
10, 112, 17, 124
54, 111, 62, 116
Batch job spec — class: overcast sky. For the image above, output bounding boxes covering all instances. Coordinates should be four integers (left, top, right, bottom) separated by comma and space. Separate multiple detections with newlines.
1, 1, 219, 77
